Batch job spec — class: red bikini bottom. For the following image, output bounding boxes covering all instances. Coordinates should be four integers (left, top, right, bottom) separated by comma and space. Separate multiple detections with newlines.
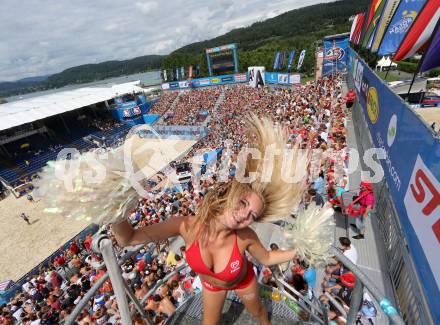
201, 261, 256, 292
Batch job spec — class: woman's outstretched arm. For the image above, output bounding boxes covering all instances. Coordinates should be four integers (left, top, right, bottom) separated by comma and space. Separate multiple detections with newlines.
112, 216, 186, 247
243, 228, 296, 266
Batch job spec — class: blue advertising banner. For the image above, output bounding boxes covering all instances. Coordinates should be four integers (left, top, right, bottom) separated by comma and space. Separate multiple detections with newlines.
323, 36, 349, 76
264, 72, 300, 85
377, 0, 426, 56
348, 47, 440, 324
161, 73, 248, 89
265, 72, 279, 84
191, 73, 247, 88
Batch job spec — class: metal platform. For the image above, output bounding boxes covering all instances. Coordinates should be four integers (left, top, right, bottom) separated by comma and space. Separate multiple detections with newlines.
166, 292, 315, 325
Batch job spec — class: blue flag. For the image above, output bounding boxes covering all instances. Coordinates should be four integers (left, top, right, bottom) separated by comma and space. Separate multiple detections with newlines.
420, 22, 440, 72
280, 50, 286, 70
181, 66, 185, 79
175, 67, 179, 80
287, 50, 295, 71
378, 0, 427, 56
273, 51, 280, 70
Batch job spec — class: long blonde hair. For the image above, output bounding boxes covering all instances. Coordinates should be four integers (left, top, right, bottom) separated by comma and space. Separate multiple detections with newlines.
192, 115, 308, 241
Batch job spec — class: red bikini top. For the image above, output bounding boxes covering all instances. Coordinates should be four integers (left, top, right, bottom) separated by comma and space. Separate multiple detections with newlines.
185, 232, 245, 282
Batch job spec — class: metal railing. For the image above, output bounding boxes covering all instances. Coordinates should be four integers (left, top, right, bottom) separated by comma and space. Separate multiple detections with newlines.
66, 234, 153, 325
65, 234, 406, 325
330, 247, 405, 325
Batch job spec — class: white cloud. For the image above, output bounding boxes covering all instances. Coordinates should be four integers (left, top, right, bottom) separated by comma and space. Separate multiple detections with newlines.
1, 0, 335, 81
135, 1, 159, 14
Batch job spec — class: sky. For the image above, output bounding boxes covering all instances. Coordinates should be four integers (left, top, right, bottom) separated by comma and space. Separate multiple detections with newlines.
1, 0, 335, 81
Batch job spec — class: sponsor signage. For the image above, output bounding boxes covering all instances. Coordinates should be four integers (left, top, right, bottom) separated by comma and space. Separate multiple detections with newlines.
277, 73, 289, 84
289, 74, 301, 84
191, 74, 243, 87
265, 72, 279, 84
118, 101, 137, 109
348, 47, 440, 323
404, 156, 440, 287
161, 83, 170, 90
221, 76, 234, 82
323, 35, 349, 75
169, 82, 180, 89
234, 73, 247, 82
133, 106, 141, 115
206, 43, 236, 54
198, 79, 211, 86
178, 81, 189, 88
248, 67, 266, 88
264, 72, 301, 85
211, 77, 221, 84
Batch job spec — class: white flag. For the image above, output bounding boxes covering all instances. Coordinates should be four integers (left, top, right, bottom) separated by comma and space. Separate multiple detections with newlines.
297, 50, 306, 71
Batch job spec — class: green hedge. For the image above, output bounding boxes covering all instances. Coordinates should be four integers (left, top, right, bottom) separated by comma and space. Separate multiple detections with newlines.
397, 61, 418, 73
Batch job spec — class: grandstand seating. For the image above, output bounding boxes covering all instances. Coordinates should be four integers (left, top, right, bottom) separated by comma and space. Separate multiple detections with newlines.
0, 111, 138, 186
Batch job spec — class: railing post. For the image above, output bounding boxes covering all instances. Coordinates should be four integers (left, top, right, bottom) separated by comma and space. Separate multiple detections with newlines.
93, 233, 132, 325
347, 279, 363, 324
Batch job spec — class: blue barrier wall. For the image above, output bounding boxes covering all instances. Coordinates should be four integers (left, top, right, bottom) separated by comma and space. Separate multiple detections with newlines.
348, 47, 440, 324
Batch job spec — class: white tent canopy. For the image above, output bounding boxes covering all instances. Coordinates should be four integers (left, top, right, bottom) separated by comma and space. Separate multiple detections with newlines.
0, 81, 144, 132
376, 56, 397, 71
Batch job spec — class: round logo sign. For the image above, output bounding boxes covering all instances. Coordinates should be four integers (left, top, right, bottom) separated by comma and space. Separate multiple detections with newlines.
367, 87, 379, 124
387, 114, 397, 147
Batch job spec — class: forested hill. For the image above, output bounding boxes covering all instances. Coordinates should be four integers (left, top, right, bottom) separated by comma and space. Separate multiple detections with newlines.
44, 55, 163, 88
0, 55, 163, 98
163, 0, 368, 75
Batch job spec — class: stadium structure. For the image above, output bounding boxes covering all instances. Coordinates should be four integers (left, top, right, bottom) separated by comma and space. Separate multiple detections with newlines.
0, 82, 162, 197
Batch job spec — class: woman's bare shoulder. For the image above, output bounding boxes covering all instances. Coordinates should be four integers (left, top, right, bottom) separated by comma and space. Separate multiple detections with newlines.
180, 215, 199, 240
237, 227, 259, 245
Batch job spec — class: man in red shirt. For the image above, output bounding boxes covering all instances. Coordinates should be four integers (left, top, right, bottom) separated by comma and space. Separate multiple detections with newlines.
69, 241, 79, 255
353, 181, 375, 240
345, 89, 356, 108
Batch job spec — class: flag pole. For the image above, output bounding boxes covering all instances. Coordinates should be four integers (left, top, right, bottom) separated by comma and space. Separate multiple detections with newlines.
384, 58, 393, 79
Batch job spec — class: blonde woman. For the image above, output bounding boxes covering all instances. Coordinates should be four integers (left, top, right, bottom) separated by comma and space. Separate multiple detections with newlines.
36, 116, 333, 325
111, 116, 311, 325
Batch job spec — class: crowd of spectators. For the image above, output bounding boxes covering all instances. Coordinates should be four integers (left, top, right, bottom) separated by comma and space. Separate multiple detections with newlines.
148, 92, 179, 117
159, 88, 220, 126
1, 75, 379, 324
90, 119, 123, 133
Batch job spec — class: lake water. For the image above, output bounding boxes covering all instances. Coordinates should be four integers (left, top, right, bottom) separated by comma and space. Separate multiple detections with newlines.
6, 70, 161, 102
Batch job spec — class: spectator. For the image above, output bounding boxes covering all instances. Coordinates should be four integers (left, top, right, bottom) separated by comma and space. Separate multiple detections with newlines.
352, 181, 375, 240
339, 237, 358, 264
